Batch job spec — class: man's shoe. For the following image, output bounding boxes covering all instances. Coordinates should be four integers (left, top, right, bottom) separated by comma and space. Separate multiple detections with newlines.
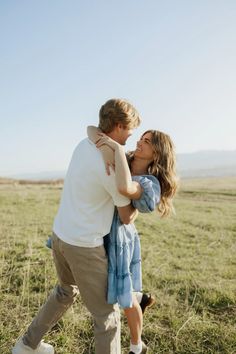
129, 341, 148, 353
12, 337, 54, 354
139, 293, 155, 314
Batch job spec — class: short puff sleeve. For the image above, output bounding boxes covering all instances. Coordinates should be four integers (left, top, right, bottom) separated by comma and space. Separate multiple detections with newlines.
131, 175, 161, 213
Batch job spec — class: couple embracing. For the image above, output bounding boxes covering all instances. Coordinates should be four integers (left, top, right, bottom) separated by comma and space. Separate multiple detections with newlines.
12, 98, 178, 354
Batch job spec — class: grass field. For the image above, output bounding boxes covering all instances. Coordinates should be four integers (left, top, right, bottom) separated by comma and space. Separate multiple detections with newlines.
0, 177, 236, 354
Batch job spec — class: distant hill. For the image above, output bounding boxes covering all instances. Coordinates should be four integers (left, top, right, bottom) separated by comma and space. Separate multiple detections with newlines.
0, 177, 17, 184
177, 150, 236, 178
0, 176, 64, 185
1, 150, 236, 180
9, 170, 66, 181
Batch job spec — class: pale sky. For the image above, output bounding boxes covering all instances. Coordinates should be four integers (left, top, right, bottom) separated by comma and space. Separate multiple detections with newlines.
0, 0, 235, 175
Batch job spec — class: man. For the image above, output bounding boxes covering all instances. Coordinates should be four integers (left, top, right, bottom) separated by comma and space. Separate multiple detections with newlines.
12, 98, 141, 354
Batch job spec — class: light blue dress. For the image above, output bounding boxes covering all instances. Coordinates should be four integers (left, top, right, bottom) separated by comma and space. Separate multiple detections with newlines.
105, 175, 161, 308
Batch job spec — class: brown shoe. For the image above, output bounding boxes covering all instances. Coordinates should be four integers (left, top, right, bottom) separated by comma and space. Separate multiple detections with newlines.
139, 293, 155, 314
129, 342, 148, 353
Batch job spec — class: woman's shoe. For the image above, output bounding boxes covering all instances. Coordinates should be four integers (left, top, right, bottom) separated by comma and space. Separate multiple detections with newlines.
139, 293, 155, 314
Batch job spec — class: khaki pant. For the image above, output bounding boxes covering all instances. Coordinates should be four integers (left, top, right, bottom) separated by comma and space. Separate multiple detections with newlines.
23, 233, 121, 354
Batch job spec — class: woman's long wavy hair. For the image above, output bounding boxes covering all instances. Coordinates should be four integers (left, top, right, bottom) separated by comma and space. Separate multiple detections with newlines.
127, 130, 179, 217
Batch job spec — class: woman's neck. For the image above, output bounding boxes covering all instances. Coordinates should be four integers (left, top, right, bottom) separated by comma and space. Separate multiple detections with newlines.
130, 157, 151, 176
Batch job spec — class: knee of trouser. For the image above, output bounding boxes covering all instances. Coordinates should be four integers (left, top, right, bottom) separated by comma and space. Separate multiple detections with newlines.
111, 307, 120, 330
94, 305, 120, 333
54, 284, 79, 305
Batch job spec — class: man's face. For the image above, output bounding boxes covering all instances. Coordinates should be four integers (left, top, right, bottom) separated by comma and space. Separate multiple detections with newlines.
107, 124, 134, 145
117, 126, 133, 145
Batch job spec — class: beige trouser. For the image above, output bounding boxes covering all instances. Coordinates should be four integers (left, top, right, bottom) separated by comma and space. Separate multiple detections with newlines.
23, 233, 121, 354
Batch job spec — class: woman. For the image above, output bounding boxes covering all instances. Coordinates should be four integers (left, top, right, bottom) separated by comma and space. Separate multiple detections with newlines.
88, 127, 178, 354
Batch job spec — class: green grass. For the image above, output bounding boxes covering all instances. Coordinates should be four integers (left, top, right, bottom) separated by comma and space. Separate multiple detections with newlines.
0, 177, 236, 353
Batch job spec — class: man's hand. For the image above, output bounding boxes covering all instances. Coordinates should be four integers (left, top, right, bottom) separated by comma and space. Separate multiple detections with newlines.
117, 204, 138, 224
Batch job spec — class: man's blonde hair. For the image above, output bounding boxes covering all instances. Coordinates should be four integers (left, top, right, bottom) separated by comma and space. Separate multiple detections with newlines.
99, 99, 141, 133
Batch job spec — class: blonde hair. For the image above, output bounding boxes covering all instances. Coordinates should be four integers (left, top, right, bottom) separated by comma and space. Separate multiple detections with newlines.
99, 99, 141, 133
127, 130, 179, 217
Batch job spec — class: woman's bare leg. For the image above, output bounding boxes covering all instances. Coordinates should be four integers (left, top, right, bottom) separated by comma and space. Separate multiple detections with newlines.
124, 294, 143, 345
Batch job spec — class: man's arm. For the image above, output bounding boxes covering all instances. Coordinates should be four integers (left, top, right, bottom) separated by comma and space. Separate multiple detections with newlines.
117, 204, 139, 224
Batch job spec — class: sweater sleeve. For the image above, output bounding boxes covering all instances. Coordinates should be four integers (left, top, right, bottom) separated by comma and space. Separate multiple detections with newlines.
131, 175, 161, 213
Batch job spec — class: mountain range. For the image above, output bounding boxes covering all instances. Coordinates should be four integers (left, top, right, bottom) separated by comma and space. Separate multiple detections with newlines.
4, 150, 236, 180
177, 150, 236, 178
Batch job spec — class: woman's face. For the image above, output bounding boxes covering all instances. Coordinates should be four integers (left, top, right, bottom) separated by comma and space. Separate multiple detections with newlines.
134, 132, 154, 160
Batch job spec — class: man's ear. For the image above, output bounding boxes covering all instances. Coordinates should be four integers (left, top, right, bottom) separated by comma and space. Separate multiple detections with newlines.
117, 123, 124, 131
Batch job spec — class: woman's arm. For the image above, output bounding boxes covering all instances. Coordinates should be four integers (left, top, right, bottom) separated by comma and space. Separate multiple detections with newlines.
87, 125, 101, 143
114, 144, 142, 199
96, 134, 143, 200
87, 126, 115, 175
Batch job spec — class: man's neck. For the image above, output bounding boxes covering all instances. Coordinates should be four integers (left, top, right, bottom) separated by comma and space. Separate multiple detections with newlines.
131, 157, 151, 176
106, 131, 118, 142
